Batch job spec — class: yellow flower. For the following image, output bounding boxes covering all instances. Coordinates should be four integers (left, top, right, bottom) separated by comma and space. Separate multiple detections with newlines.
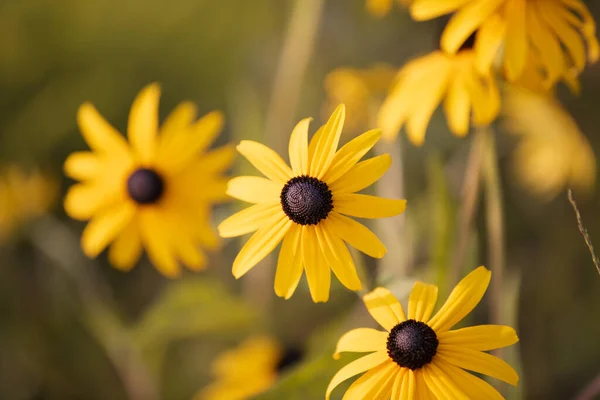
196, 336, 303, 400
0, 167, 56, 241
327, 267, 519, 399
378, 50, 500, 146
366, 0, 411, 17
323, 64, 396, 133
504, 84, 596, 200
410, 0, 600, 85
218, 105, 407, 302
64, 83, 233, 277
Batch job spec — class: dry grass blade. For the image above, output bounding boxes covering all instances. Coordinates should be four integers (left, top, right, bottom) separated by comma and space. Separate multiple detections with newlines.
567, 188, 600, 277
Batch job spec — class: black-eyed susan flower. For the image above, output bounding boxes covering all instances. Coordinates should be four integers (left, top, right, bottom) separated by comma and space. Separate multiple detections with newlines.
64, 83, 233, 277
195, 336, 303, 400
378, 50, 500, 146
323, 65, 396, 133
0, 167, 56, 241
218, 105, 406, 302
327, 266, 519, 399
366, 0, 411, 17
410, 0, 600, 85
504, 83, 595, 200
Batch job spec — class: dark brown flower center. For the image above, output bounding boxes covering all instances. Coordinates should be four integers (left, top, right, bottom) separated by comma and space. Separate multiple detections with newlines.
280, 176, 333, 225
387, 319, 439, 370
275, 347, 303, 374
127, 168, 164, 204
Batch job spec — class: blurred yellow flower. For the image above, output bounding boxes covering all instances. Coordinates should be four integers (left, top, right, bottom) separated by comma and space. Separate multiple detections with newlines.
196, 336, 303, 400
322, 64, 396, 133
218, 105, 406, 302
410, 0, 600, 85
504, 84, 596, 200
327, 267, 519, 399
378, 50, 500, 146
0, 167, 56, 241
366, 0, 411, 17
64, 83, 233, 277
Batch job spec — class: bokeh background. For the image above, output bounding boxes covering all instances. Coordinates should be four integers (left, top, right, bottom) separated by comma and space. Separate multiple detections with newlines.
0, 0, 600, 399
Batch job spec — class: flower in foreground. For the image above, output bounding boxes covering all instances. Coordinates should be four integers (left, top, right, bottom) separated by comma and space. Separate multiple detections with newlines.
378, 50, 499, 146
218, 105, 406, 302
64, 83, 232, 277
196, 336, 303, 400
327, 266, 519, 399
410, 0, 600, 85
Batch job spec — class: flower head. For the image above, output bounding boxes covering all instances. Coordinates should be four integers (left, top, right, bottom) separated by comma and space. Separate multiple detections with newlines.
378, 50, 500, 145
64, 83, 233, 277
327, 267, 519, 399
196, 336, 303, 400
410, 0, 600, 85
218, 105, 407, 302
0, 167, 56, 241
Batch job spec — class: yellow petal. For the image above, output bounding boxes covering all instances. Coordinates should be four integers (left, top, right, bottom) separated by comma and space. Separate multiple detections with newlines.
128, 83, 160, 164
237, 140, 292, 184
64, 184, 109, 220
323, 129, 382, 184
415, 369, 434, 400
435, 358, 504, 400
399, 368, 416, 399
422, 362, 469, 399
108, 218, 142, 271
438, 325, 519, 351
526, 5, 565, 85
444, 78, 471, 137
410, 0, 470, 21
407, 282, 438, 322
218, 203, 282, 238
504, 0, 527, 81
390, 369, 405, 400
334, 193, 407, 219
540, 0, 586, 71
325, 351, 390, 400
441, 0, 503, 54
138, 208, 180, 278
232, 215, 291, 278
192, 145, 236, 174
329, 154, 392, 194
77, 103, 130, 158
309, 104, 345, 179
362, 287, 406, 331
333, 328, 388, 359
64, 152, 101, 181
318, 221, 362, 291
226, 176, 282, 204
302, 225, 331, 303
464, 69, 500, 126
81, 202, 136, 258
428, 266, 491, 333
327, 212, 387, 258
274, 224, 303, 299
342, 361, 396, 400
474, 13, 506, 74
436, 346, 519, 386
307, 124, 325, 165
289, 118, 311, 176
158, 101, 197, 150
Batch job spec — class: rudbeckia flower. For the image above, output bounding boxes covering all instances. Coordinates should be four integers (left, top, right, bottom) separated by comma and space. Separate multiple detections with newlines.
196, 336, 303, 400
504, 84, 596, 200
410, 0, 600, 85
327, 267, 519, 399
378, 50, 500, 146
64, 83, 233, 277
218, 105, 407, 302
0, 167, 56, 241
366, 0, 411, 17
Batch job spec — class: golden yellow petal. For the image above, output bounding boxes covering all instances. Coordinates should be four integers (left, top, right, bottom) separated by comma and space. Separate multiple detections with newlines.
318, 221, 362, 291
390, 368, 405, 400
309, 104, 345, 179
428, 266, 491, 333
77, 103, 130, 158
526, 5, 565, 85
323, 129, 382, 184
504, 0, 528, 81
232, 215, 291, 278
434, 358, 504, 400
158, 101, 197, 150
407, 282, 438, 322
474, 13, 506, 74
302, 225, 331, 303
64, 183, 121, 221
541, 1, 586, 71
327, 212, 387, 258
328, 154, 392, 194
289, 117, 311, 176
399, 368, 416, 399
444, 78, 471, 137
342, 361, 396, 399
218, 203, 282, 238
438, 325, 519, 351
138, 208, 181, 278
415, 369, 434, 400
422, 363, 469, 399
128, 83, 160, 164
325, 351, 390, 400
64, 152, 101, 181
410, 0, 470, 21
437, 346, 519, 386
274, 224, 303, 299
333, 328, 388, 359
193, 145, 236, 174
334, 193, 407, 219
237, 140, 292, 184
226, 176, 283, 204
108, 218, 142, 271
362, 287, 406, 331
81, 202, 136, 258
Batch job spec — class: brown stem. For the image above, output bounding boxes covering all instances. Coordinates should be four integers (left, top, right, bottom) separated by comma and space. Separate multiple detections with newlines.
567, 188, 600, 277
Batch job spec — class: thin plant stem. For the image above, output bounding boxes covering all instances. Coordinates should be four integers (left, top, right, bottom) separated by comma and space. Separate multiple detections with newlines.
567, 188, 600, 277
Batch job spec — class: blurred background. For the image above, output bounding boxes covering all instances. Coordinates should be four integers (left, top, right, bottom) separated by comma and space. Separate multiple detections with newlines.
0, 0, 599, 399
